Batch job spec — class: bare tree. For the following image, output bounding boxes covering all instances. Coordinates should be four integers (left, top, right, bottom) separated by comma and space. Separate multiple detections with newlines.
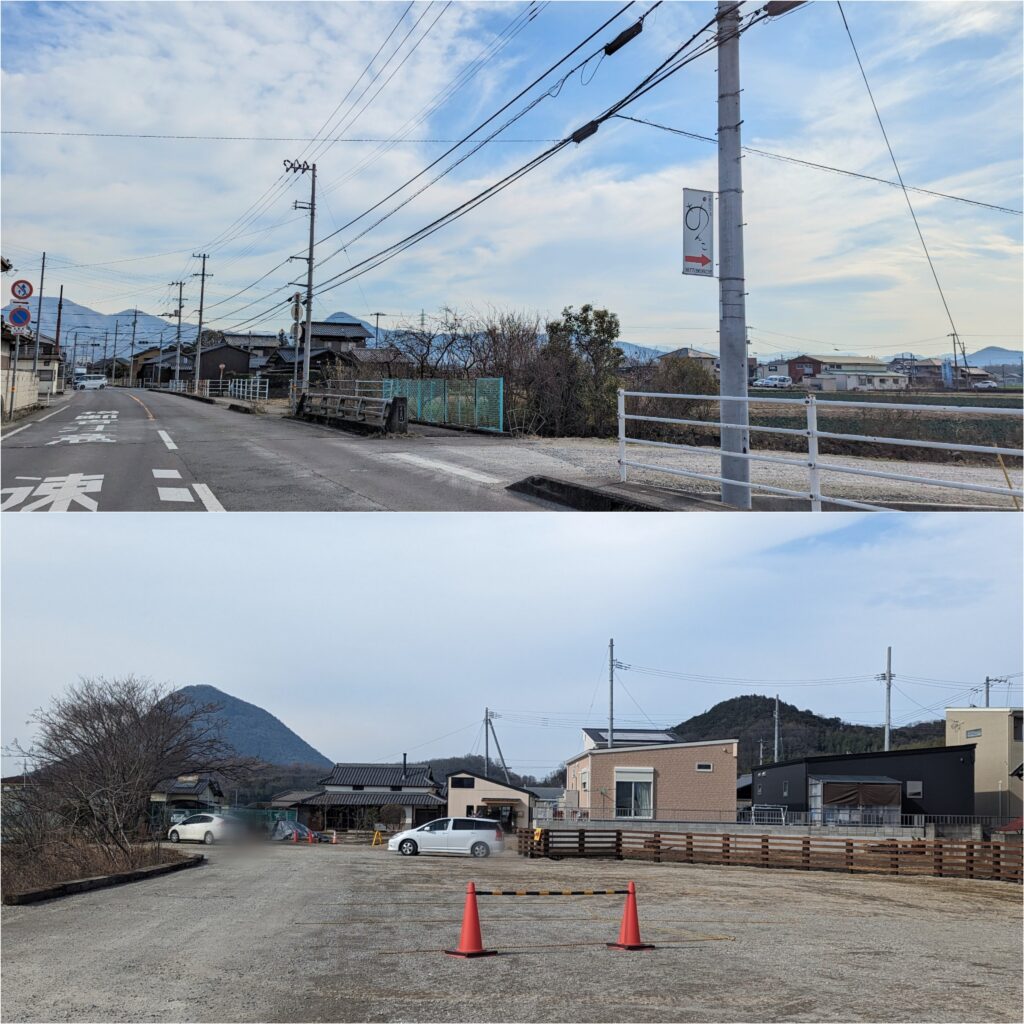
12, 676, 260, 868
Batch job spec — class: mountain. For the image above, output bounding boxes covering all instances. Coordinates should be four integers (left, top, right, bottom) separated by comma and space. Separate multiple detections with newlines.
1, 296, 199, 351
966, 346, 1022, 367
672, 695, 945, 775
175, 684, 332, 769
616, 341, 672, 362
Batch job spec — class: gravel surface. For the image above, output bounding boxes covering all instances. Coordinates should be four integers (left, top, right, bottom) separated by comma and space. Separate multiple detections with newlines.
521, 438, 1022, 509
2, 844, 1020, 1022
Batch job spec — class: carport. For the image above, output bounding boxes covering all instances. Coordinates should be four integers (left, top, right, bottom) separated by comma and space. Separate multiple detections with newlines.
808, 774, 902, 825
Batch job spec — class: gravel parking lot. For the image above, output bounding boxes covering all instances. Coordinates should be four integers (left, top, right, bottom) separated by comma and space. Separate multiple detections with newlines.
1, 844, 1020, 1023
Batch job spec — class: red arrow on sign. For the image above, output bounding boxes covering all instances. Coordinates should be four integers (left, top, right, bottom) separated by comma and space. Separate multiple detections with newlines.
685, 254, 711, 266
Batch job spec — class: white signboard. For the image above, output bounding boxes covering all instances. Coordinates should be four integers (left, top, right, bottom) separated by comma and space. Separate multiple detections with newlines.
683, 189, 714, 277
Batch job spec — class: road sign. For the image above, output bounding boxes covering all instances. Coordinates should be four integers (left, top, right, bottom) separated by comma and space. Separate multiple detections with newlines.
291, 294, 304, 321
9, 324, 30, 336
11, 279, 33, 300
6, 305, 31, 328
683, 189, 714, 277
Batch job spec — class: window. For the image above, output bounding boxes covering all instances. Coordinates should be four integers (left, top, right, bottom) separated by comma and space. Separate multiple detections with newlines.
450, 777, 475, 789
907, 781, 923, 799
696, 762, 713, 773
580, 770, 589, 792
420, 819, 450, 832
614, 768, 653, 819
1014, 716, 1022, 743
756, 784, 763, 796
782, 781, 789, 798
966, 728, 982, 739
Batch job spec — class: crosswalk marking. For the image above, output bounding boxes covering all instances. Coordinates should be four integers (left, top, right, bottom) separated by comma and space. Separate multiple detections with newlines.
158, 430, 178, 450
152, 469, 182, 479
193, 484, 225, 512
157, 487, 194, 503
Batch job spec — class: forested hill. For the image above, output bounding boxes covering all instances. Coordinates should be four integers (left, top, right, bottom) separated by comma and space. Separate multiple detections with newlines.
672, 695, 945, 775
176, 685, 332, 769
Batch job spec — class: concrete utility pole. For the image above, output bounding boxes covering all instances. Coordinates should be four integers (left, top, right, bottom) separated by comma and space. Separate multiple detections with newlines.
608, 638, 615, 749
111, 321, 119, 383
486, 713, 511, 784
169, 281, 185, 382
372, 312, 387, 345
128, 307, 138, 386
192, 255, 211, 386
290, 291, 303, 401
773, 695, 780, 762
716, 1, 751, 509
284, 159, 317, 393
882, 646, 893, 751
102, 330, 109, 374
31, 251, 46, 373
484, 706, 490, 779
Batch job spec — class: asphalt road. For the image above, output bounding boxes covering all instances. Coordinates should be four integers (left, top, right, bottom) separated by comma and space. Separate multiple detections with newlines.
1, 390, 555, 512
1, 844, 1020, 1023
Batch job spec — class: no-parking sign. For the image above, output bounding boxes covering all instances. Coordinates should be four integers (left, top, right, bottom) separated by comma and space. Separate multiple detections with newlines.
6, 305, 32, 328
11, 279, 33, 301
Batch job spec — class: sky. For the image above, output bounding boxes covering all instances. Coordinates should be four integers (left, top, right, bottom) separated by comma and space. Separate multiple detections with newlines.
1, 1, 1021, 360
2, 513, 1021, 777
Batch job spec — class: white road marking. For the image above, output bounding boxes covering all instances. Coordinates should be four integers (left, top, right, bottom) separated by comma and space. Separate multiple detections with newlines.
153, 469, 182, 479
157, 487, 194, 503
36, 407, 68, 423
1, 423, 33, 441
15, 476, 42, 481
389, 452, 503, 486
193, 484, 225, 512
158, 430, 178, 450
14, 474, 103, 512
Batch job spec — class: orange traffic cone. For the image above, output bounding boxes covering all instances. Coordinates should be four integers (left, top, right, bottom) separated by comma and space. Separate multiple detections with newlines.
291, 829, 298, 844
444, 882, 496, 958
607, 881, 655, 951
307, 829, 314, 844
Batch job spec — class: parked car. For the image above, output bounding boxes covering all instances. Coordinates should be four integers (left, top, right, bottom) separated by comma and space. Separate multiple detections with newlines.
763, 375, 793, 388
75, 374, 107, 390
388, 817, 504, 858
167, 813, 246, 845
751, 378, 771, 387
972, 380, 998, 389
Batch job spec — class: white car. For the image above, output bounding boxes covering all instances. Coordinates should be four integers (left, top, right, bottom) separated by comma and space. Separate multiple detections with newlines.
388, 817, 505, 858
75, 374, 107, 390
972, 380, 998, 390
167, 813, 245, 845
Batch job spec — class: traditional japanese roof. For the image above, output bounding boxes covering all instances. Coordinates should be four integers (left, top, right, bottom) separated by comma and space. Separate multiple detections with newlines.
317, 763, 436, 788
307, 791, 445, 808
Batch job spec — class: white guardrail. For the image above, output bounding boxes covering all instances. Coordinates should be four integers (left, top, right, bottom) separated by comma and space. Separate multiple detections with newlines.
148, 378, 269, 400
617, 389, 1024, 511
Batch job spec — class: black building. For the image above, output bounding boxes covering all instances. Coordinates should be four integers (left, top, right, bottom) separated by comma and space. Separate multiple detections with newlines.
751, 744, 975, 822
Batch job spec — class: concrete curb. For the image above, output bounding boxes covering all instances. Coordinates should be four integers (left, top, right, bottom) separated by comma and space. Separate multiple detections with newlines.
154, 389, 217, 406
2, 852, 205, 905
507, 476, 730, 512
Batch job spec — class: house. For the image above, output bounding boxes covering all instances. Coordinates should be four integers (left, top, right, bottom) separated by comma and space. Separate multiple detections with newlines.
527, 786, 565, 821
196, 343, 253, 381
658, 347, 719, 375
946, 707, 1023, 821
140, 349, 194, 384
150, 773, 225, 822
211, 331, 284, 358
565, 731, 739, 823
307, 317, 372, 353
446, 771, 534, 832
1, 323, 41, 417
786, 354, 889, 384
294, 759, 446, 832
332, 345, 412, 377
750, 744, 977, 824
804, 370, 908, 392
888, 356, 992, 389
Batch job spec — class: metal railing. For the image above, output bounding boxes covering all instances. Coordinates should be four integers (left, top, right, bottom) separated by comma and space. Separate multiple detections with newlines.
146, 378, 268, 400
617, 389, 1024, 511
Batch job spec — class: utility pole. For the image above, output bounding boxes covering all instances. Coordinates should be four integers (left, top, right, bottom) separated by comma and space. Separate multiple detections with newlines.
608, 638, 615, 749
372, 312, 387, 345
128, 307, 138, 386
773, 695, 780, 762
31, 251, 46, 373
717, 1, 751, 509
290, 291, 303, 401
877, 646, 893, 751
111, 321, 119, 384
102, 330, 109, 374
169, 281, 185, 382
284, 159, 316, 392
192, 255, 211, 387
486, 712, 511, 784
758, 737, 764, 765
70, 331, 79, 375
484, 706, 490, 779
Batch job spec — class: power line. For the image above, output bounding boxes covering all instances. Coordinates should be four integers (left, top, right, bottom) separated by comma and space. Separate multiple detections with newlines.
613, 113, 1023, 216
836, 2, 963, 349
1, 130, 560, 142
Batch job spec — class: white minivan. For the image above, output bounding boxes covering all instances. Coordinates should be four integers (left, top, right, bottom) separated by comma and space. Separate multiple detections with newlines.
75, 374, 107, 390
388, 817, 505, 858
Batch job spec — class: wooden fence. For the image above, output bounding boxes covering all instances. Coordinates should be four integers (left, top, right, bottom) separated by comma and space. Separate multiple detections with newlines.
517, 828, 1022, 884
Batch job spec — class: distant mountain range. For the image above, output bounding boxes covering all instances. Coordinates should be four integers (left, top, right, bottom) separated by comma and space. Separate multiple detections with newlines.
176, 685, 332, 769
672, 695, 945, 775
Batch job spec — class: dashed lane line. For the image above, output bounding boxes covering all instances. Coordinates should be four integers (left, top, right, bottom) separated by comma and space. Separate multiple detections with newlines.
157, 487, 195, 503
1, 403, 73, 440
388, 452, 503, 486
193, 484, 225, 512
158, 430, 178, 450
153, 469, 182, 479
